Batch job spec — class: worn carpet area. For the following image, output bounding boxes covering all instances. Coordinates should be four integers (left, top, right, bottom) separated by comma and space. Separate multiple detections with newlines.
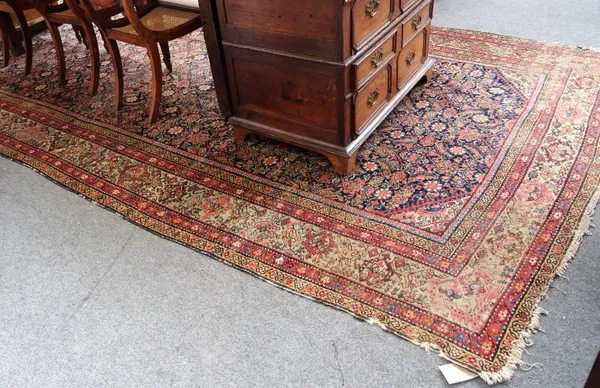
1, 27, 599, 383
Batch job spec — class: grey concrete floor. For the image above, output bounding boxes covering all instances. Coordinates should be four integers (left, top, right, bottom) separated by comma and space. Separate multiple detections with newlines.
1, 1, 599, 387
434, 0, 600, 49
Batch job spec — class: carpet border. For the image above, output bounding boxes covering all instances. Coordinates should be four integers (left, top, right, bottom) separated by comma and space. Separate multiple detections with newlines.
2, 26, 600, 384
3, 134, 600, 385
479, 181, 600, 384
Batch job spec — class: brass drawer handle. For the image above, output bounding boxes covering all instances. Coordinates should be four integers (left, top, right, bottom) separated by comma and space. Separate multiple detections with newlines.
367, 88, 380, 107
366, 0, 379, 18
406, 51, 416, 65
412, 14, 423, 30
370, 48, 384, 68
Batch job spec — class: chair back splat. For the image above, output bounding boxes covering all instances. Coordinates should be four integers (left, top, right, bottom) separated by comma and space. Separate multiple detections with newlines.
80, 0, 205, 124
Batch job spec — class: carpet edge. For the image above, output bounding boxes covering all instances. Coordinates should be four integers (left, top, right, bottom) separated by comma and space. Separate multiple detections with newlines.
4, 141, 600, 385
432, 26, 600, 53
477, 179, 600, 385
2, 28, 600, 383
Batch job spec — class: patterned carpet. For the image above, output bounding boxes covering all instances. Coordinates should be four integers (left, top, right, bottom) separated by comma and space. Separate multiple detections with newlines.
1, 27, 599, 383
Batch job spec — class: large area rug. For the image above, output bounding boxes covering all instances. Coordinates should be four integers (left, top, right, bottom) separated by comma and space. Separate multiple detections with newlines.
1, 26, 599, 383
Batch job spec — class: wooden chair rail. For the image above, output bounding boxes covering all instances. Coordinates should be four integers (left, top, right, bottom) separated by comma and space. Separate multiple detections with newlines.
34, 0, 101, 94
80, 0, 204, 123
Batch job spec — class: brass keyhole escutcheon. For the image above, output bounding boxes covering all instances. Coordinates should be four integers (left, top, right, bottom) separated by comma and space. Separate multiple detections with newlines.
367, 88, 380, 107
370, 48, 384, 68
366, 0, 380, 18
412, 14, 423, 30
406, 51, 416, 65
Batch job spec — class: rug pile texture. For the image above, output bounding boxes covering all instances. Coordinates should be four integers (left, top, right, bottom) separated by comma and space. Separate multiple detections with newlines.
1, 27, 599, 383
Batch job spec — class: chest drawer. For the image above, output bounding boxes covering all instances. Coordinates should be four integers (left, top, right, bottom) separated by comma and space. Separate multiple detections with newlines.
352, 0, 394, 49
398, 28, 427, 84
353, 29, 397, 90
215, 0, 435, 173
354, 63, 392, 135
401, 0, 431, 45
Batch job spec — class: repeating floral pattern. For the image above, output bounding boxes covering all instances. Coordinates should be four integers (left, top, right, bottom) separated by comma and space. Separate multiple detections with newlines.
1, 29, 527, 236
1, 27, 600, 382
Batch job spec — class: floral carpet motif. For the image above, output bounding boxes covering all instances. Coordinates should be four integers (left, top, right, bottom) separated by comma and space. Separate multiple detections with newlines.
1, 27, 599, 383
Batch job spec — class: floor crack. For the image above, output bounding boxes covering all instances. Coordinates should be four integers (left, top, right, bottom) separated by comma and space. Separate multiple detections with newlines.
67, 229, 135, 321
330, 340, 345, 387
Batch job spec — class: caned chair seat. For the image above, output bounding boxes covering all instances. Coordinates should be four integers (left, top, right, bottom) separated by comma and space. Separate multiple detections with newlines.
113, 6, 200, 35
82, 0, 204, 124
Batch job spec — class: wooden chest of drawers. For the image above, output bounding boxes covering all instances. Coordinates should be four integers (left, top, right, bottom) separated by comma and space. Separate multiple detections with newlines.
211, 0, 435, 173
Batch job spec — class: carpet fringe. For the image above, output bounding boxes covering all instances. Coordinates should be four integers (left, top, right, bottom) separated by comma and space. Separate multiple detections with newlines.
367, 179, 600, 385
362, 176, 600, 385
477, 179, 600, 384
576, 46, 600, 53
3, 97, 600, 385
4, 150, 600, 385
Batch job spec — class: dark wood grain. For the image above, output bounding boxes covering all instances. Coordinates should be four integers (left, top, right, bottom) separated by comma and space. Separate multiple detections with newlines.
398, 28, 426, 83
354, 62, 392, 133
402, 0, 431, 45
353, 28, 396, 90
352, 0, 394, 50
211, 0, 435, 173
216, 0, 340, 60
200, 0, 232, 117
585, 351, 600, 388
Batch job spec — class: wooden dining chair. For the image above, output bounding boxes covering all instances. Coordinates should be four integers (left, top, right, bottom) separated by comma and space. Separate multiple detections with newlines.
80, 0, 204, 124
0, 11, 10, 68
0, 0, 35, 74
34, 0, 104, 95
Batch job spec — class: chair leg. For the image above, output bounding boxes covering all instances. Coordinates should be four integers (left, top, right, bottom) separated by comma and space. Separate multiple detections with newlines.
45, 21, 66, 86
147, 43, 163, 124
102, 33, 123, 111
0, 16, 9, 68
13, 9, 32, 75
82, 24, 99, 95
72, 25, 82, 44
76, 26, 89, 50
159, 41, 172, 73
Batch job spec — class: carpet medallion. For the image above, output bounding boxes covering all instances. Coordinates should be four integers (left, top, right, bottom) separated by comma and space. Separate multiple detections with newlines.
1, 27, 599, 383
